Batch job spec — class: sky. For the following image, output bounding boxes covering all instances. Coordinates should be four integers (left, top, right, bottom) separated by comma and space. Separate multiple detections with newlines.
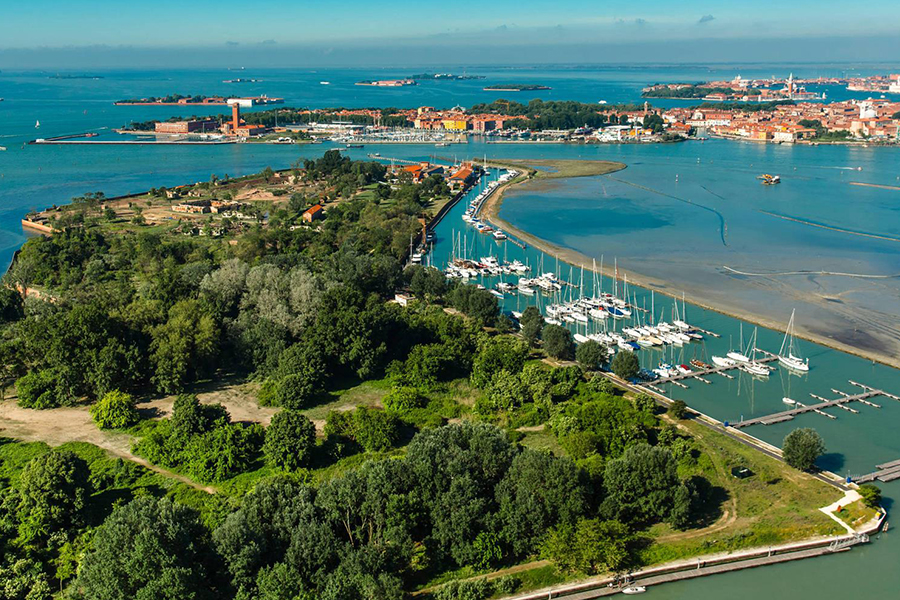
2, 0, 899, 68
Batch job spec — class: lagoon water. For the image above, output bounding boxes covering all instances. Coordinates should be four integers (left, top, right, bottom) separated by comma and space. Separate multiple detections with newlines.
2, 64, 900, 597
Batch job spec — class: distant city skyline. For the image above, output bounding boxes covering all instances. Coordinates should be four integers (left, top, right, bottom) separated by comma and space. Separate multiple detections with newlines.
1, 0, 899, 68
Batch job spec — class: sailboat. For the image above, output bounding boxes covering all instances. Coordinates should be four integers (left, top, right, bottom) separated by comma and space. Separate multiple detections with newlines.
778, 310, 809, 372
741, 328, 770, 377
727, 323, 751, 363
35, 120, 41, 128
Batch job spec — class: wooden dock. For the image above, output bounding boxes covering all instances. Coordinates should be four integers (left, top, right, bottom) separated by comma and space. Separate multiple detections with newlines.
654, 355, 777, 386
731, 381, 895, 429
854, 457, 900, 483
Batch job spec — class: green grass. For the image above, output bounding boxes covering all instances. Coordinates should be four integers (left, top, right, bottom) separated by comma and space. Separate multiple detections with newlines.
519, 428, 565, 456
497, 565, 567, 597
302, 377, 392, 420
834, 499, 879, 529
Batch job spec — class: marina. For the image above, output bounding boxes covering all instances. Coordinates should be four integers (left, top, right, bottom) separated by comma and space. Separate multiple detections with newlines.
4, 64, 900, 600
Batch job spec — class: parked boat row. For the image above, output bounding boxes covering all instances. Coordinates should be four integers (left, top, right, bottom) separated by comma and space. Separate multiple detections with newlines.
461, 170, 518, 240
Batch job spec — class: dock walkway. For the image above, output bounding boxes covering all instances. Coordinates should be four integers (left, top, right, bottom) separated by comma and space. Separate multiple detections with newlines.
731, 390, 882, 429
731, 380, 896, 429
655, 355, 777, 385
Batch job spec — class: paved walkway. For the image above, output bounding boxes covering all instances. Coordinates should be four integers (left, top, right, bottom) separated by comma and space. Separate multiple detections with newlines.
819, 490, 863, 534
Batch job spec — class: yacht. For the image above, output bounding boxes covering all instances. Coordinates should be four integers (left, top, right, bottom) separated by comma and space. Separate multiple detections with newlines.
778, 309, 810, 372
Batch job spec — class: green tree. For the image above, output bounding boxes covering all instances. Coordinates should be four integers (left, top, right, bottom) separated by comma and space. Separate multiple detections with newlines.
351, 407, 400, 452
610, 351, 639, 381
150, 300, 220, 394
90, 390, 140, 429
575, 340, 606, 370
542, 519, 633, 574
519, 306, 543, 347
542, 324, 575, 360
17, 450, 91, 544
496, 450, 589, 556
858, 484, 881, 509
75, 496, 218, 600
470, 336, 528, 388
782, 428, 825, 471
601, 443, 687, 526
668, 399, 687, 420
264, 410, 316, 470
634, 394, 656, 414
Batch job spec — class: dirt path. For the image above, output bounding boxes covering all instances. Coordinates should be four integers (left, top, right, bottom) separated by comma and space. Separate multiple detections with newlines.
411, 560, 552, 596
0, 398, 217, 493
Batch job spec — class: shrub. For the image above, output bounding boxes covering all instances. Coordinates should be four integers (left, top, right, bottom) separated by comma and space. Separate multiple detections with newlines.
383, 385, 427, 413
858, 484, 881, 509
263, 410, 316, 470
91, 390, 140, 429
634, 394, 657, 414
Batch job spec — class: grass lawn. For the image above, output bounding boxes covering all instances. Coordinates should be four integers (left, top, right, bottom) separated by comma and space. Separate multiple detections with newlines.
833, 499, 879, 530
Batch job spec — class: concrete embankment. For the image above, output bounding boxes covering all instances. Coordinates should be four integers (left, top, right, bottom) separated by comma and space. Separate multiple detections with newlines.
507, 522, 883, 600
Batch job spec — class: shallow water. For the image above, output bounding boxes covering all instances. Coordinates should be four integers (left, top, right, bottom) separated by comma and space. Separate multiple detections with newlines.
3, 65, 900, 598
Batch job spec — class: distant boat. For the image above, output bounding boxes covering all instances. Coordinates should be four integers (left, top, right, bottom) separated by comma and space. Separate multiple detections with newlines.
622, 586, 647, 595
320, 81, 330, 85
783, 397, 797, 405
35, 120, 40, 128
778, 309, 809, 372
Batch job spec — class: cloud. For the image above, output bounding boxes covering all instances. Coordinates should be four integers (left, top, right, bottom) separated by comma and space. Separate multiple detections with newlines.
697, 14, 715, 24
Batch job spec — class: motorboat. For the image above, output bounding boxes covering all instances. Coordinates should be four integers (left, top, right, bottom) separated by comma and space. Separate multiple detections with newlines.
622, 587, 646, 595
783, 397, 797, 405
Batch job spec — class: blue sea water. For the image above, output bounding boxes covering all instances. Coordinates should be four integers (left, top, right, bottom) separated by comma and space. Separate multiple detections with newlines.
3, 64, 900, 597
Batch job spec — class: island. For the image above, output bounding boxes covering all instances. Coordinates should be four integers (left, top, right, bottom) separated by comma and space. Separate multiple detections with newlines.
114, 94, 283, 106
49, 73, 104, 80
643, 75, 824, 101
483, 84, 552, 91
355, 79, 417, 87
408, 72, 485, 81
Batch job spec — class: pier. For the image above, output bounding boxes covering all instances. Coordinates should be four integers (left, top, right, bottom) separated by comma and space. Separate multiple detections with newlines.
654, 356, 777, 386
853, 458, 900, 483
730, 381, 895, 429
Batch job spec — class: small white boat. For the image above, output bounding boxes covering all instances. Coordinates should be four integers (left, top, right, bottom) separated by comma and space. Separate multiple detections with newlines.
622, 586, 646, 595
320, 81, 330, 85
783, 397, 797, 405
35, 120, 41, 128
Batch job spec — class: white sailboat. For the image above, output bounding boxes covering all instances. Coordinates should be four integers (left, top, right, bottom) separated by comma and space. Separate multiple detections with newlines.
778, 309, 809, 372
35, 120, 41, 128
741, 328, 769, 377
727, 324, 750, 363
